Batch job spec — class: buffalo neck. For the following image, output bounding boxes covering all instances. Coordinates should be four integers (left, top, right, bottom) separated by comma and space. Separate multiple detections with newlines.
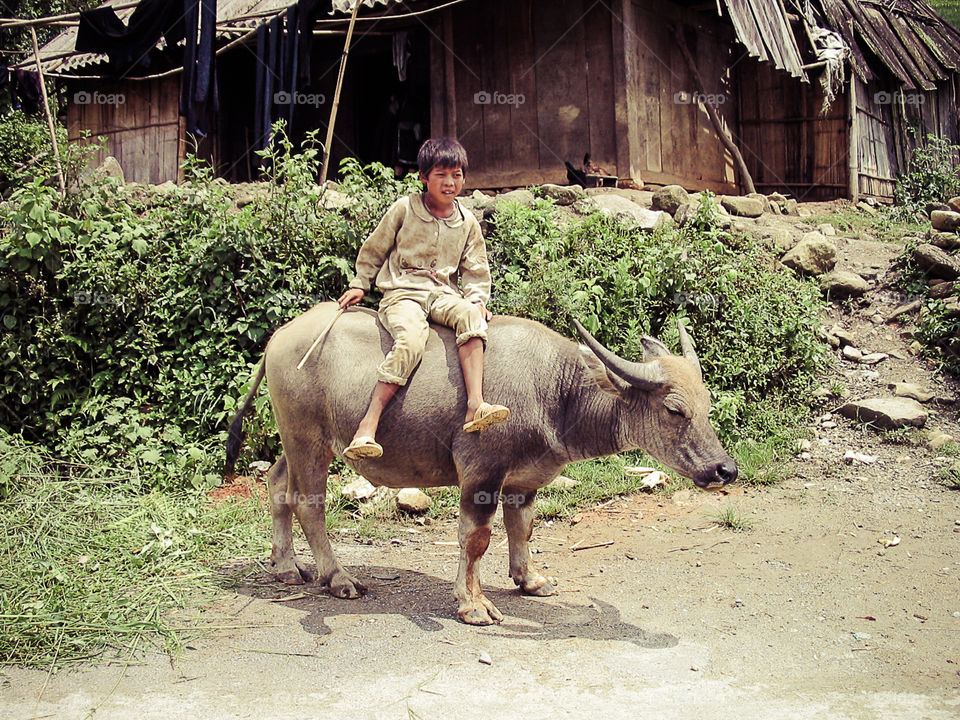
557, 359, 636, 462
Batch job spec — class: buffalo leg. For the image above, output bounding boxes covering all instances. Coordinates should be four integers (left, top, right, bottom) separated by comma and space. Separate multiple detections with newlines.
502, 488, 556, 597
285, 440, 366, 598
267, 454, 316, 584
454, 484, 503, 625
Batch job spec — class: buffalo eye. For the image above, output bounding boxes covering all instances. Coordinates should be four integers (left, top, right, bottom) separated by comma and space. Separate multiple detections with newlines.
664, 395, 689, 418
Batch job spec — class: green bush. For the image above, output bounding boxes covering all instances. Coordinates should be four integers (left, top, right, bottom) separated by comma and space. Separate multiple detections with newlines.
893, 131, 960, 213
0, 126, 419, 489
0, 110, 67, 193
488, 192, 828, 447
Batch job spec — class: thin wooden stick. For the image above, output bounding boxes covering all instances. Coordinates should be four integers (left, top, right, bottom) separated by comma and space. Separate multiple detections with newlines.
319, 0, 362, 185
673, 25, 756, 195
30, 27, 66, 198
297, 308, 344, 370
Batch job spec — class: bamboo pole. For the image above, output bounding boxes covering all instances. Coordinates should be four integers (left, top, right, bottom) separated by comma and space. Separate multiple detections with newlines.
0, 2, 140, 28
847, 73, 859, 202
319, 0, 362, 185
30, 27, 66, 197
673, 26, 756, 195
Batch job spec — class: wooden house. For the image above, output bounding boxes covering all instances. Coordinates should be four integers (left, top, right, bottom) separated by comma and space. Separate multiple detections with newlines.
26, 0, 960, 200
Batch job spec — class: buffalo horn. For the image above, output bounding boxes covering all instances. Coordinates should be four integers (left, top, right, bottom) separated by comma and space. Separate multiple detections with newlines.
677, 320, 702, 380
572, 319, 665, 390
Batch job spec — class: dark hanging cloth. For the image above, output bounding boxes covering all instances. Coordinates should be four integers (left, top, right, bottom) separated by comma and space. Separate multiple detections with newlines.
9, 69, 42, 115
296, 0, 328, 86
251, 0, 330, 159
180, 0, 219, 137
76, 0, 186, 76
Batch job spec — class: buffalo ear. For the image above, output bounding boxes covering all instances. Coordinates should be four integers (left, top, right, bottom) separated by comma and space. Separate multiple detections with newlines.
641, 336, 671, 360
579, 346, 629, 397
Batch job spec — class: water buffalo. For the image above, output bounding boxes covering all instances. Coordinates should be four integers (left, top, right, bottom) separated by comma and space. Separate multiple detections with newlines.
225, 302, 737, 625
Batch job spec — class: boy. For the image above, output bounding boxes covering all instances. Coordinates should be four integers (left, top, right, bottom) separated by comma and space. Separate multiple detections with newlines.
337, 137, 509, 460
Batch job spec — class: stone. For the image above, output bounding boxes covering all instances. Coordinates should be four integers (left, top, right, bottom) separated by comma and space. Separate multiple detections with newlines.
396, 487, 432, 513
153, 180, 177, 194
931, 281, 958, 299
930, 231, 960, 250
932, 210, 960, 233
720, 195, 764, 218
539, 183, 581, 206
471, 189, 494, 208
818, 223, 837, 236
784, 198, 799, 216
248, 460, 272, 474
830, 324, 856, 347
780, 234, 838, 275
944, 299, 960, 318
342, 477, 377, 501
97, 156, 125, 184
911, 244, 960, 280
796, 439, 813, 451
926, 430, 954, 450
591, 194, 673, 230
859, 352, 888, 365
320, 188, 356, 211
652, 185, 690, 215
495, 188, 537, 207
821, 270, 869, 296
549, 475, 581, 489
842, 345, 863, 361
762, 227, 795, 252
843, 450, 877, 465
857, 201, 877, 215
745, 192, 770, 214
948, 197, 960, 214
838, 397, 929, 430
894, 382, 934, 402
887, 300, 923, 321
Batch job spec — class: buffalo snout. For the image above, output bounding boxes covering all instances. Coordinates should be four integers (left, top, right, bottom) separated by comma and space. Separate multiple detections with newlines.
694, 459, 738, 489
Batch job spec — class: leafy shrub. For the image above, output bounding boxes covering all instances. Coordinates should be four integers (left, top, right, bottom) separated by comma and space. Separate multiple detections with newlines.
0, 125, 418, 489
0, 110, 68, 193
893, 131, 960, 213
488, 192, 828, 446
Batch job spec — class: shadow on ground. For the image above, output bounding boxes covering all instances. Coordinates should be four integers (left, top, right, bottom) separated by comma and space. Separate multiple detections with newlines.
228, 563, 677, 650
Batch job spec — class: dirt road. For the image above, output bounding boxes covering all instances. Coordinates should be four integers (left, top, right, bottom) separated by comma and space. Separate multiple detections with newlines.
4, 465, 959, 719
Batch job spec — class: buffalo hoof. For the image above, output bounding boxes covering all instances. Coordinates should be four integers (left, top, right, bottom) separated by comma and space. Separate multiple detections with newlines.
328, 570, 366, 599
458, 595, 504, 626
273, 559, 317, 585
519, 576, 557, 597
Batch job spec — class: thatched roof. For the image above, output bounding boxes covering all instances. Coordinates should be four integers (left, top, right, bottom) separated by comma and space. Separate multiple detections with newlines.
816, 0, 960, 88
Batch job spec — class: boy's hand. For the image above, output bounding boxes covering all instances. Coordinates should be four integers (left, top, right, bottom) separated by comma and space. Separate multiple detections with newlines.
479, 303, 492, 321
338, 288, 365, 309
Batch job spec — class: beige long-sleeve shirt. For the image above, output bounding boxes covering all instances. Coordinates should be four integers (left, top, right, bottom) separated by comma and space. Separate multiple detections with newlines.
348, 193, 491, 305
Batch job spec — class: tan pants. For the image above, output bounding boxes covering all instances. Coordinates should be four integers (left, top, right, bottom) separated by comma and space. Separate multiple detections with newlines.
376, 290, 487, 385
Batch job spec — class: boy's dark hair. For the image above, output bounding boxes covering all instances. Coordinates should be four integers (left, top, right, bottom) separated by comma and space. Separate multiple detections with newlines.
417, 137, 468, 177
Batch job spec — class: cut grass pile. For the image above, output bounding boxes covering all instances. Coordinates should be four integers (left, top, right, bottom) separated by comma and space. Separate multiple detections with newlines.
0, 431, 268, 668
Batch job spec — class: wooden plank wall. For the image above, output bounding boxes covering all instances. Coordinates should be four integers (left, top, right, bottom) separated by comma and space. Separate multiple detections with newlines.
855, 76, 899, 199
431, 0, 618, 188
430, 0, 738, 191
855, 77, 959, 200
627, 1, 737, 192
65, 77, 181, 185
739, 59, 848, 200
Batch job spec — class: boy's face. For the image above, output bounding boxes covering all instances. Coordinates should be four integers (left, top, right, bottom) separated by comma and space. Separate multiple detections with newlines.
420, 165, 464, 208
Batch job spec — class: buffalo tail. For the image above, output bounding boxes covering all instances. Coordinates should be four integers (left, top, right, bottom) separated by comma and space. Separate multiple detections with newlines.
224, 358, 267, 476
